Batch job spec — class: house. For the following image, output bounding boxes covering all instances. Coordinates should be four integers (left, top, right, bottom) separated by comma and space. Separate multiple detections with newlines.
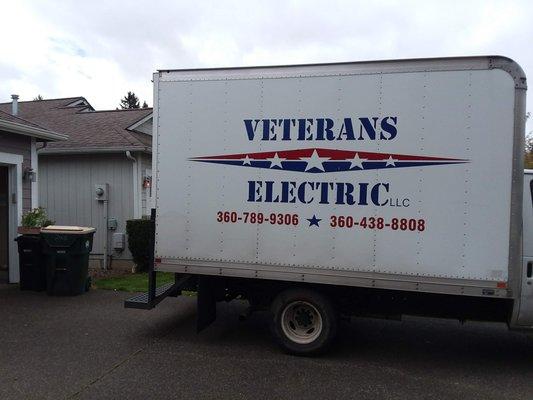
0, 97, 153, 270
0, 95, 67, 283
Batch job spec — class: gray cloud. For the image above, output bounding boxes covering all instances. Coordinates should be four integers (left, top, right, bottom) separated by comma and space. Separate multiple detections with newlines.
0, 0, 531, 134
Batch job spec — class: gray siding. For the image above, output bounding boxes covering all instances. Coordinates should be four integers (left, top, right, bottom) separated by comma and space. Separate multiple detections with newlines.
39, 153, 134, 259
0, 131, 32, 212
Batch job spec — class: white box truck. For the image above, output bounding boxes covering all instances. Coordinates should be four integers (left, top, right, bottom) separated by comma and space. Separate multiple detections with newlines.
126, 56, 532, 355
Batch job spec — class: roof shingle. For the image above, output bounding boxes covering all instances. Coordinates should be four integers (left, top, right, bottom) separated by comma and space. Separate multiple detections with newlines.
0, 109, 49, 130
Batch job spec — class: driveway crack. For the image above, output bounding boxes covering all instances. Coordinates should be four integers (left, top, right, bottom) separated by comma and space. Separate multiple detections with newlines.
66, 323, 176, 399
66, 346, 145, 399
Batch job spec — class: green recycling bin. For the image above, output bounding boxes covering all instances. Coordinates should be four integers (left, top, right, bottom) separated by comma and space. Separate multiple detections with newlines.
40, 226, 96, 296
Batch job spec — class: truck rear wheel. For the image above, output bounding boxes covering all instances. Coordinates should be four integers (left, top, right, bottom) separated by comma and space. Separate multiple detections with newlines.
270, 288, 337, 355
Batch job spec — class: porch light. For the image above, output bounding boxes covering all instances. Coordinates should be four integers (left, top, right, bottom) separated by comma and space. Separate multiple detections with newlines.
23, 168, 37, 182
143, 177, 151, 189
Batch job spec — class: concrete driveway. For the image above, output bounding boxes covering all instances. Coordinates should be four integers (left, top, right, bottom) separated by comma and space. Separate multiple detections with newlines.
0, 284, 532, 400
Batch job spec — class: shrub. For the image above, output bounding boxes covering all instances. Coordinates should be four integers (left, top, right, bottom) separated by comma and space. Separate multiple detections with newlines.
126, 219, 153, 272
21, 207, 54, 227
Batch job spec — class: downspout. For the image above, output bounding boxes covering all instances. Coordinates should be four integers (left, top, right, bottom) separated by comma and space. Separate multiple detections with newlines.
103, 197, 108, 270
126, 151, 140, 271
125, 150, 136, 163
126, 150, 138, 216
126, 151, 140, 219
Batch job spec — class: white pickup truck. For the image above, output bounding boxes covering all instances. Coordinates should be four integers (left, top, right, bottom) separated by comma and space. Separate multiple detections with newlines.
126, 56, 531, 355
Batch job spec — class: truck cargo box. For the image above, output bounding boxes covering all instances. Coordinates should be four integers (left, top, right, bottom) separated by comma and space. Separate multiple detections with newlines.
152, 57, 526, 301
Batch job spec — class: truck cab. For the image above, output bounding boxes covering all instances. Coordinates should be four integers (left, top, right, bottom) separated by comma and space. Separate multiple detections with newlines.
519, 170, 533, 326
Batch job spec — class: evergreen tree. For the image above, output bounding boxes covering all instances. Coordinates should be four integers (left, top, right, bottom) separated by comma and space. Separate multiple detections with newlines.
119, 91, 140, 109
33, 94, 44, 101
142, 101, 148, 108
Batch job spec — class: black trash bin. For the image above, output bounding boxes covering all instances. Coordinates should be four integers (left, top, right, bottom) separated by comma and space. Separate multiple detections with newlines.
40, 226, 96, 296
15, 234, 46, 291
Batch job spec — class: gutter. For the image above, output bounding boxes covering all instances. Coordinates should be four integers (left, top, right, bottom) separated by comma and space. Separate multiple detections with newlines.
0, 119, 68, 142
37, 146, 152, 155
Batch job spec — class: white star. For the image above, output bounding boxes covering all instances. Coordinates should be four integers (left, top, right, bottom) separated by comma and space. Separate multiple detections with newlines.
266, 153, 284, 169
300, 149, 330, 172
385, 156, 397, 167
242, 155, 251, 165
349, 153, 367, 169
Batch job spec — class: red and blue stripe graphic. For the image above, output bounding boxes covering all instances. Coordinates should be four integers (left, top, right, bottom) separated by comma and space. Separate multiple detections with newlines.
190, 148, 467, 174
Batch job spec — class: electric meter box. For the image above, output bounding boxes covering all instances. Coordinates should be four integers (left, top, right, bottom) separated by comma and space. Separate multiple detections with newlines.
95, 183, 109, 201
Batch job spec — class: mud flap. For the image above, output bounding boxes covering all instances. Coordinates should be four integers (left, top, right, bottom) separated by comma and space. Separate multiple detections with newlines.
197, 276, 217, 332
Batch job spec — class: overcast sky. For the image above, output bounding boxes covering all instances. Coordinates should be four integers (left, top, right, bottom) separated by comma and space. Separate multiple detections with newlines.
1, 0, 531, 130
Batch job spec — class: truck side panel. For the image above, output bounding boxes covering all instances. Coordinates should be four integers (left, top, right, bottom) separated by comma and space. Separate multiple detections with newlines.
153, 59, 520, 298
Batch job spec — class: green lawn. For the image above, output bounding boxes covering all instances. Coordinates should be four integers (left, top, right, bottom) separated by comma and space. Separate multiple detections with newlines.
94, 272, 175, 292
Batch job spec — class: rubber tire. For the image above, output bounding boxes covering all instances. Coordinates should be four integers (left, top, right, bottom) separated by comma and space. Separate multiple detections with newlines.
270, 288, 337, 356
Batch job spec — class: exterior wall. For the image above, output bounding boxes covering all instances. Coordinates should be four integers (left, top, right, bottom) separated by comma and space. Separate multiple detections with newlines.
0, 131, 32, 212
39, 153, 134, 260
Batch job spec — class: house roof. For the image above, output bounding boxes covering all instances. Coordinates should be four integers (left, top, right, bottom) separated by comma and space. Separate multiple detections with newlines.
0, 109, 46, 128
0, 97, 153, 154
0, 109, 68, 142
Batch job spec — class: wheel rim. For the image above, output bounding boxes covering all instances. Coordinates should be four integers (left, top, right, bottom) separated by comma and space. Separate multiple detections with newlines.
280, 301, 323, 344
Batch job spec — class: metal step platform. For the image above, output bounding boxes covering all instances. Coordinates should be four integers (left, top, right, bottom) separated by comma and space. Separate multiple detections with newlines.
124, 275, 192, 310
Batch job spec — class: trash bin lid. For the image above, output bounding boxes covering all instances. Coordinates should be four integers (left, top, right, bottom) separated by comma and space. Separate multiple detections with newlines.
41, 225, 96, 234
